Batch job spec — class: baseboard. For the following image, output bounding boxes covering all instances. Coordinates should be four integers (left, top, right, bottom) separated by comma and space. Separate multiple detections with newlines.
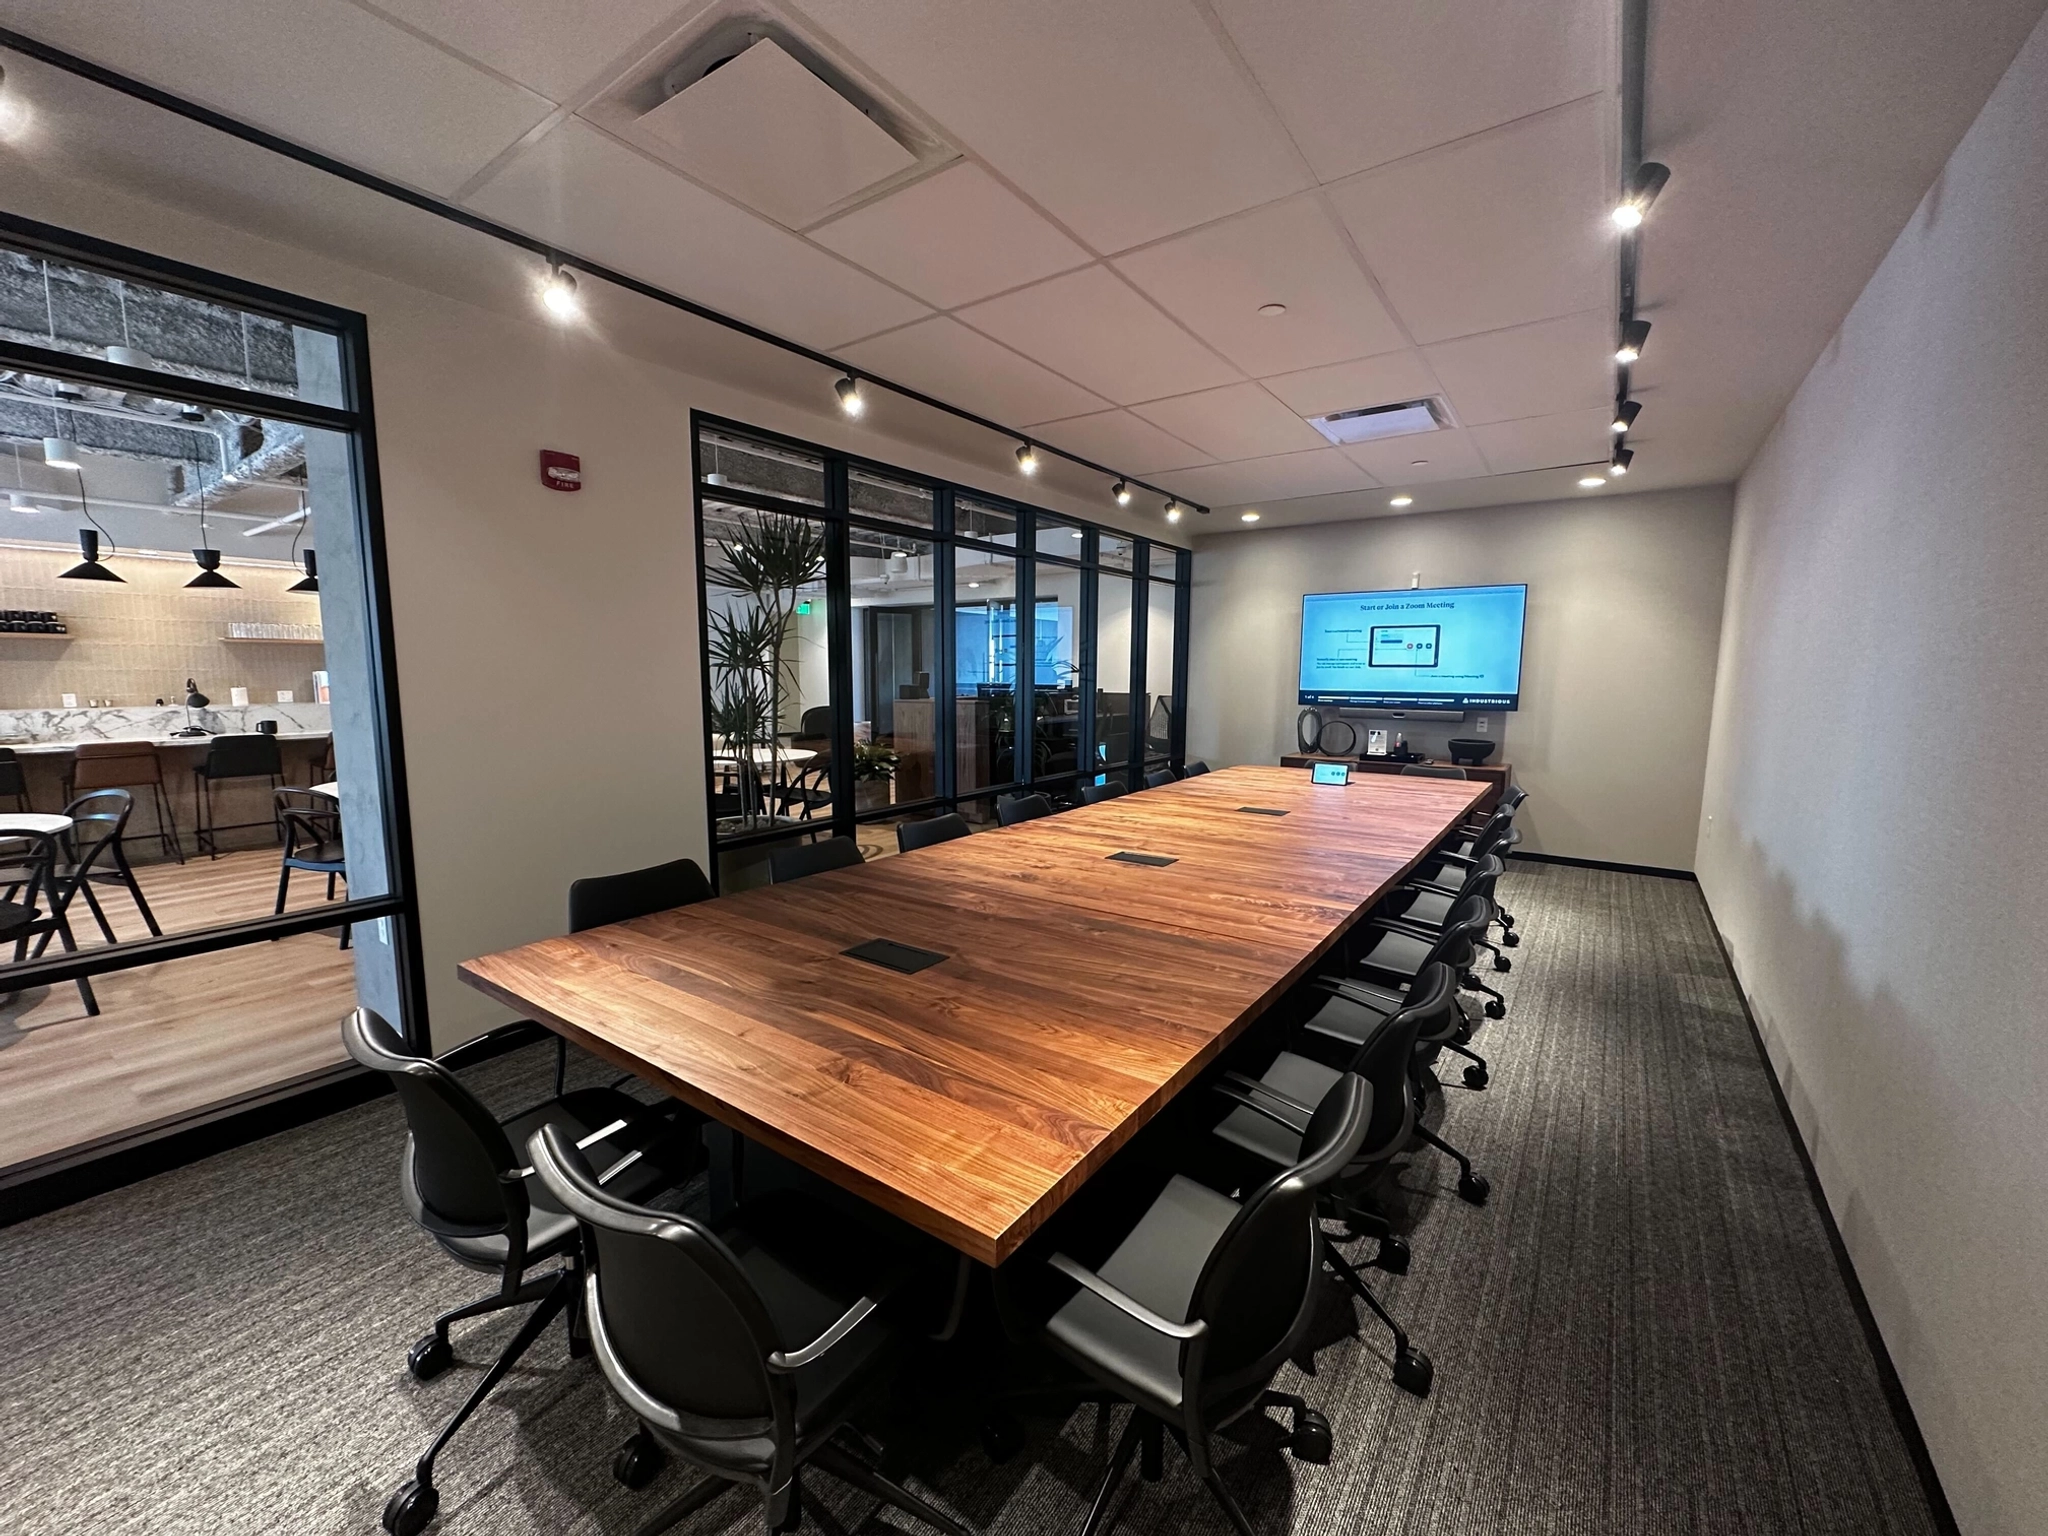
1697, 897, 1961, 1536
0, 1019, 549, 1229
1508, 849, 1698, 881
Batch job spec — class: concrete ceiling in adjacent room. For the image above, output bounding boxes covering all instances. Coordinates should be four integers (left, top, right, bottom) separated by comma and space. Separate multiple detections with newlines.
0, 0, 2043, 533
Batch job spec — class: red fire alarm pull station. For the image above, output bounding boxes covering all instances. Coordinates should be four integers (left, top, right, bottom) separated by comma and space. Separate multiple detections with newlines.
539, 449, 582, 492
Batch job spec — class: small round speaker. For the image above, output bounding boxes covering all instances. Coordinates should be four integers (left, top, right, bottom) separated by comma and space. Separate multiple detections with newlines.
1317, 718, 1358, 756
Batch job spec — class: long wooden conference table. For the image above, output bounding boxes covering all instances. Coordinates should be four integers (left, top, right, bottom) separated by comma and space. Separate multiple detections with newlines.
461, 765, 1486, 1267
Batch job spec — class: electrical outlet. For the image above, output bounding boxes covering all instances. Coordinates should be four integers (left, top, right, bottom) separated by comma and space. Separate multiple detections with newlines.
1474, 716, 1489, 732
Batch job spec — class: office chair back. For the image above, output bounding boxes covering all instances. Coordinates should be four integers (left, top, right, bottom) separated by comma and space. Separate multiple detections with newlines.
529, 1123, 793, 1448
1429, 893, 1495, 972
997, 792, 1053, 827
1189, 1073, 1370, 1392
569, 857, 713, 931
1442, 852, 1506, 907
896, 813, 971, 853
1350, 962, 1454, 1157
199, 732, 283, 779
769, 836, 863, 883
1143, 767, 1177, 789
342, 1008, 530, 1253
1183, 761, 1210, 776
1079, 780, 1126, 805
1401, 764, 1466, 780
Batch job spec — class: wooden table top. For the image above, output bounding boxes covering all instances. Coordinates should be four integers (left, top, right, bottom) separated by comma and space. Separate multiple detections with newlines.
460, 765, 1484, 1265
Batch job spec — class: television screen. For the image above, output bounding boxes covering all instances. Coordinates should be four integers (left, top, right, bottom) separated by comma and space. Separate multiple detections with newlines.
1298, 584, 1527, 710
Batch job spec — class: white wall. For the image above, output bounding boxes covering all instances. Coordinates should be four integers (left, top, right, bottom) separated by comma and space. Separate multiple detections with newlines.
1696, 16, 2048, 1532
0, 165, 1180, 1049
1188, 486, 1733, 870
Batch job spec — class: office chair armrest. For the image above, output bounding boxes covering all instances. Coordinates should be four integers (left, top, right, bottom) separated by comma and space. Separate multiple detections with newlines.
1311, 975, 1398, 1015
1046, 1253, 1208, 1341
1369, 915, 1444, 942
1211, 1071, 1316, 1126
768, 1294, 883, 1372
433, 1019, 551, 1074
1424, 849, 1478, 869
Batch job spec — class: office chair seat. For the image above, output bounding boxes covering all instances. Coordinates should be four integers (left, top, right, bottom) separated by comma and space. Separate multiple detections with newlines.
400, 1086, 674, 1271
1354, 924, 1433, 978
1045, 1173, 1241, 1420
1211, 1052, 1349, 1171
1398, 886, 1456, 927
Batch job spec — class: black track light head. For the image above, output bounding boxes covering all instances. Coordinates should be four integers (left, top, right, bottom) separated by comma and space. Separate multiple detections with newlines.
1612, 162, 1671, 229
1609, 445, 1634, 477
1113, 478, 1131, 506
1615, 319, 1651, 364
834, 375, 864, 417
1611, 399, 1642, 433
1015, 442, 1038, 475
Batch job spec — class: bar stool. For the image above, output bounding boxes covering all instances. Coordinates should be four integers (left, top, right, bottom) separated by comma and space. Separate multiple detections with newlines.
193, 733, 284, 859
68, 741, 182, 862
0, 747, 29, 812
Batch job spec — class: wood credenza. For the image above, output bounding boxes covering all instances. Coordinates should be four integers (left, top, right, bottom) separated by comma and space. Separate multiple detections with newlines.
1279, 752, 1511, 815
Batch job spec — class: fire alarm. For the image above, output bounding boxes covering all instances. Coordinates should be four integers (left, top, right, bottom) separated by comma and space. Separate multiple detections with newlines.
539, 449, 582, 492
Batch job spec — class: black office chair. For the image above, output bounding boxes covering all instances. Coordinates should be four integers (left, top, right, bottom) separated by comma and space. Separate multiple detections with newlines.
562, 856, 717, 1096
1413, 805, 1522, 950
275, 788, 348, 948
0, 828, 97, 1015
769, 836, 863, 883
1183, 761, 1211, 776
1039, 1072, 1369, 1536
527, 1123, 973, 1536
896, 813, 971, 853
1143, 767, 1176, 789
0, 746, 28, 811
342, 1007, 700, 1536
193, 732, 284, 858
1400, 763, 1466, 780
1079, 781, 1127, 806
1210, 964, 1460, 1396
996, 792, 1052, 827
56, 789, 161, 942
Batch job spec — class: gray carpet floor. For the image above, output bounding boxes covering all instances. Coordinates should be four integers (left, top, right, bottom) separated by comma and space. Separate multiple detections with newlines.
0, 864, 1941, 1535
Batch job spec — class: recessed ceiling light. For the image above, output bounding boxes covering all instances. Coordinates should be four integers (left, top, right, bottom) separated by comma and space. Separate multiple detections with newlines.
1071, 529, 1084, 538
1240, 510, 1261, 522
1389, 495, 1414, 508
1578, 475, 1606, 488
1257, 302, 1288, 317
967, 581, 980, 588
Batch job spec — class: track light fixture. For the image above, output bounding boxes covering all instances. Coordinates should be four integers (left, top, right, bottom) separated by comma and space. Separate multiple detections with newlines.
834, 375, 864, 417
1015, 442, 1038, 475
1164, 499, 1182, 523
1610, 162, 1671, 230
540, 262, 579, 320
1609, 446, 1634, 477
1612, 399, 1641, 433
1112, 478, 1131, 506
1615, 319, 1650, 364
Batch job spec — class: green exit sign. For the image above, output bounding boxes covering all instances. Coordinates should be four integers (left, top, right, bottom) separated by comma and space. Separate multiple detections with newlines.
796, 600, 813, 615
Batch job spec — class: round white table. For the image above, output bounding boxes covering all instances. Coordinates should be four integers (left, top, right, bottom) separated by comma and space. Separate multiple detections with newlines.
0, 813, 73, 837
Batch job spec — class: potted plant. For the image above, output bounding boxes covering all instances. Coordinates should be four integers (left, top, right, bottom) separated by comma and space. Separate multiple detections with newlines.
852, 739, 898, 812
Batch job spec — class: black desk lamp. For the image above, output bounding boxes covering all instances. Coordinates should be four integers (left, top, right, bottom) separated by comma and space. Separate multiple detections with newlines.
172, 678, 213, 737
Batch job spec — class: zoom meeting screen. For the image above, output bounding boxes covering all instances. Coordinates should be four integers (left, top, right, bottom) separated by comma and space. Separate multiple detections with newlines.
1298, 584, 1527, 709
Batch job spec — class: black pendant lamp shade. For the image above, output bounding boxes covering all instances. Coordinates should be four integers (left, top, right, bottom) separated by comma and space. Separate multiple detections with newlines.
186, 547, 239, 588
287, 549, 318, 593
60, 528, 124, 582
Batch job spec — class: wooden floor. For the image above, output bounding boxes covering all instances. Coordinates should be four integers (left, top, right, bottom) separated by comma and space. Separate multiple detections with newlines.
0, 848, 359, 1179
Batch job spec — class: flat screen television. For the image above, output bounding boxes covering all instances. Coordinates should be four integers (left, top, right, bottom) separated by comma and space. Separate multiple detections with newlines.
1298, 583, 1527, 710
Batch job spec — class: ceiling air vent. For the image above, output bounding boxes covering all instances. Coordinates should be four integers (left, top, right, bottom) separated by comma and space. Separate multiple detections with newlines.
1305, 398, 1448, 446
635, 35, 917, 228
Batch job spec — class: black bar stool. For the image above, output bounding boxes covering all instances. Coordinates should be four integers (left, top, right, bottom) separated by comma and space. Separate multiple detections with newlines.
192, 734, 284, 859
68, 741, 182, 862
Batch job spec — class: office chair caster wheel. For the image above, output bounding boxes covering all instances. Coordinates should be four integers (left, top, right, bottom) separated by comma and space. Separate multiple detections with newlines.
980, 1414, 1025, 1464
1457, 1172, 1490, 1206
1374, 1234, 1410, 1274
1460, 970, 1481, 990
1393, 1347, 1434, 1398
1493, 955, 1512, 973
406, 1334, 452, 1382
614, 1432, 665, 1489
1502, 931, 1520, 947
382, 1478, 438, 1536
1287, 1408, 1333, 1464
1462, 1063, 1489, 1090
1484, 999, 1507, 1019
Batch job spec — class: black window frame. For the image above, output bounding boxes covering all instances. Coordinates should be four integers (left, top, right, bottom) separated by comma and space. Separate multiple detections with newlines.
0, 210, 427, 1048
692, 412, 1191, 881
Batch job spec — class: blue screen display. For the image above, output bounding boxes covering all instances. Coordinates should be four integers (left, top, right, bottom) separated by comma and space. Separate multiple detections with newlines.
1298, 584, 1527, 709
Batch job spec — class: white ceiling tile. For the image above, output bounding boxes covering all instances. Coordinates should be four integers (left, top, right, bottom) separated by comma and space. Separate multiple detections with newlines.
1340, 429, 1489, 486
365, 0, 689, 103
1030, 411, 1213, 476
2, 0, 553, 195
1422, 311, 1614, 425
1211, 0, 1611, 182
808, 163, 1093, 308
1111, 196, 1405, 376
464, 122, 929, 348
842, 318, 1110, 427
957, 267, 1241, 405
792, 0, 1310, 251
1159, 450, 1375, 508
1331, 98, 1612, 345
1259, 351, 1439, 418
1131, 383, 1327, 461
1467, 408, 1615, 475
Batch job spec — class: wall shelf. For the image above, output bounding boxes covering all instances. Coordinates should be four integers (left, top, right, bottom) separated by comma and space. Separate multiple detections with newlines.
0, 632, 72, 641
220, 636, 324, 645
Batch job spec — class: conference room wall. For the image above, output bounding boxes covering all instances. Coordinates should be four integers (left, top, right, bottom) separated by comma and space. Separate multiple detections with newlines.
1186, 486, 1732, 871
1695, 18, 2048, 1532
0, 160, 1187, 1051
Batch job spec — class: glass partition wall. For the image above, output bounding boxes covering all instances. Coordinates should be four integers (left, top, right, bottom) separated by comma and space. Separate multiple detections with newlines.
693, 415, 1190, 883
